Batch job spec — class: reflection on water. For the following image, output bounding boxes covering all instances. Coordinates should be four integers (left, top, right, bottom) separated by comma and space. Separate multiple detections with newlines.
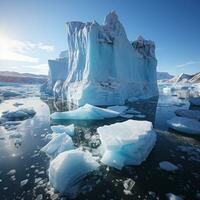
0, 84, 200, 200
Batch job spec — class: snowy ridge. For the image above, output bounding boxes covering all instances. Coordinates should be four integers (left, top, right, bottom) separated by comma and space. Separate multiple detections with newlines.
46, 11, 158, 106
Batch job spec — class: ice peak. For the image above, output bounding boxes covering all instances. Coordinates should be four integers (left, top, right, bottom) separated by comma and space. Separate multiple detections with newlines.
104, 11, 119, 26
137, 35, 144, 41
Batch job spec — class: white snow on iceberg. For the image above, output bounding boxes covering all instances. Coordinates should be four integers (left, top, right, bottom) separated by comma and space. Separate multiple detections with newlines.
49, 149, 100, 197
97, 119, 156, 170
51, 124, 75, 136
45, 11, 158, 106
50, 104, 120, 120
41, 133, 74, 158
167, 116, 200, 135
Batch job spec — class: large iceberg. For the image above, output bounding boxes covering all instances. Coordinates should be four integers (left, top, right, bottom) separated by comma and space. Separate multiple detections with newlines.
45, 11, 158, 106
97, 119, 156, 170
49, 149, 100, 197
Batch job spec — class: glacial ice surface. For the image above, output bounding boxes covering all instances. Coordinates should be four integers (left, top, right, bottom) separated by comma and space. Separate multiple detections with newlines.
97, 119, 156, 169
167, 116, 200, 135
41, 133, 74, 158
49, 149, 100, 197
51, 124, 75, 136
46, 11, 158, 106
51, 104, 120, 120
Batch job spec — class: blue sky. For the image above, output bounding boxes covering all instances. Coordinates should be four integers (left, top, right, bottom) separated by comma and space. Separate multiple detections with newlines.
0, 0, 199, 75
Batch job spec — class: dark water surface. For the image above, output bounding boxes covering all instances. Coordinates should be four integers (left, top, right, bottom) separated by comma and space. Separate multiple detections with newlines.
0, 85, 200, 200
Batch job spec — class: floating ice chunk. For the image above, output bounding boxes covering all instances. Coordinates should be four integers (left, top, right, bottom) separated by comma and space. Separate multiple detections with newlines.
175, 109, 200, 120
159, 161, 178, 172
51, 104, 119, 120
2, 91, 21, 98
189, 97, 200, 106
7, 169, 16, 176
51, 124, 75, 136
167, 117, 200, 135
41, 133, 74, 158
120, 114, 134, 119
2, 108, 36, 121
123, 178, 135, 195
166, 193, 183, 200
97, 120, 156, 170
107, 105, 128, 114
20, 179, 28, 187
127, 97, 138, 103
134, 114, 146, 119
13, 102, 23, 107
126, 108, 141, 114
49, 149, 100, 197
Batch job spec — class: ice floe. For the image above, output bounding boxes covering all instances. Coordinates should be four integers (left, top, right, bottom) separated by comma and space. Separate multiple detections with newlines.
41, 133, 74, 158
51, 124, 75, 136
50, 104, 120, 120
189, 96, 200, 106
97, 119, 156, 170
175, 109, 200, 120
49, 149, 100, 197
2, 108, 36, 121
159, 161, 178, 172
167, 116, 200, 135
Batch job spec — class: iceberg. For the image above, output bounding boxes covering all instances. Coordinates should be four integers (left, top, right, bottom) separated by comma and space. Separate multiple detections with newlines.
41, 133, 74, 158
97, 119, 156, 170
50, 104, 120, 120
175, 109, 200, 120
49, 149, 100, 197
45, 11, 158, 106
167, 117, 200, 135
51, 124, 75, 136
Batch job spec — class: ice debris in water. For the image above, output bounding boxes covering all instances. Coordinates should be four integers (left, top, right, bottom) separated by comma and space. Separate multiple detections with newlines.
159, 161, 178, 172
50, 104, 120, 120
175, 109, 200, 120
97, 119, 156, 170
189, 96, 200, 106
166, 193, 183, 200
123, 178, 135, 195
41, 133, 74, 158
2, 108, 36, 121
7, 169, 16, 176
167, 116, 200, 135
51, 124, 75, 136
20, 179, 28, 187
49, 149, 100, 198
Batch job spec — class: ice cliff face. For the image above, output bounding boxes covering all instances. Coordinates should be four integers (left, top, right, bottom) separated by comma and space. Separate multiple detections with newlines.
47, 11, 158, 106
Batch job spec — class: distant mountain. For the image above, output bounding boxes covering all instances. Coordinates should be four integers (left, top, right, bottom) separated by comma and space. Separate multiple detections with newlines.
166, 72, 200, 84
157, 72, 174, 80
0, 71, 47, 84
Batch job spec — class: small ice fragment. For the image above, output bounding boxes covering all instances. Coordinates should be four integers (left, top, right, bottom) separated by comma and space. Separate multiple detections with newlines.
51, 124, 75, 136
20, 179, 28, 187
166, 193, 183, 200
7, 169, 16, 176
159, 161, 178, 172
123, 178, 135, 191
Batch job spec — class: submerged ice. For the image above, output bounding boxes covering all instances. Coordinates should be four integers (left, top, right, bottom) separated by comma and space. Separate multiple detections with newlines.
45, 11, 158, 106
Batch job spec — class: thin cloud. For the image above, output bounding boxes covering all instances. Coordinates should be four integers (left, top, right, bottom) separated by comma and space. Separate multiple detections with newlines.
0, 36, 54, 63
176, 61, 200, 68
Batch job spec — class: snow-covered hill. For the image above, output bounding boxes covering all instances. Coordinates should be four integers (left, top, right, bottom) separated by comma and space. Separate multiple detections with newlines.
157, 72, 174, 80
0, 71, 47, 84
